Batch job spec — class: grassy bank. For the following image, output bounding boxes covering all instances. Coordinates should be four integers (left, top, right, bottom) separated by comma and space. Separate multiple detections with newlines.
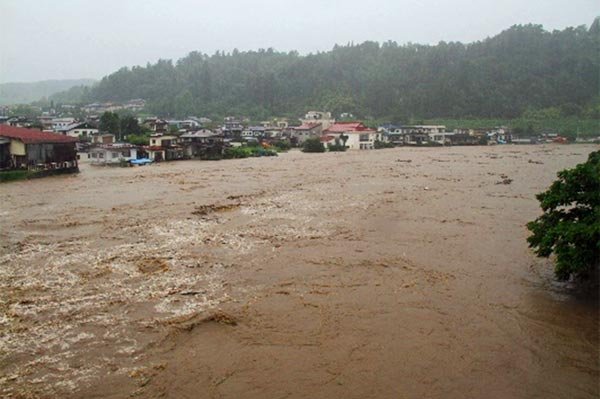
422, 118, 599, 137
0, 170, 31, 182
0, 167, 79, 183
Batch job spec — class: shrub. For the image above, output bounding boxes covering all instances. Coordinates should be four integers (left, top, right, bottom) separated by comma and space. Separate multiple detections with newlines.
0, 170, 30, 182
223, 146, 278, 159
126, 134, 150, 146
223, 146, 253, 159
302, 137, 325, 153
328, 144, 347, 152
527, 151, 600, 282
272, 140, 291, 152
374, 140, 395, 149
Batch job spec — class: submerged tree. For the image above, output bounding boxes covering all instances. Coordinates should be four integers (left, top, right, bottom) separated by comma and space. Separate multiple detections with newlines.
527, 151, 600, 282
301, 137, 326, 153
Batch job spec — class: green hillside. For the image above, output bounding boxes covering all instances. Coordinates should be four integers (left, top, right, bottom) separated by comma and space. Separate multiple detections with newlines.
53, 21, 599, 123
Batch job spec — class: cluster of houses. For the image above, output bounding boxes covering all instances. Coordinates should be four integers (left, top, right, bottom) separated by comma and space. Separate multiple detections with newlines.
1, 107, 588, 176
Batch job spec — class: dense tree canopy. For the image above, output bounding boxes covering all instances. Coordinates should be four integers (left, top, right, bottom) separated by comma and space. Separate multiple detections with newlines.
99, 112, 121, 137
54, 22, 600, 121
527, 151, 600, 282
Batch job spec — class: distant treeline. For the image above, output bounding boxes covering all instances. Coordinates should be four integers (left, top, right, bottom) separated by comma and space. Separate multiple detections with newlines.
52, 21, 600, 122
0, 79, 96, 106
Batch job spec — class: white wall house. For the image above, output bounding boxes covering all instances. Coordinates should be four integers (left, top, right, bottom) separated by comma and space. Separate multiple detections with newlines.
301, 111, 335, 130
62, 123, 99, 138
344, 131, 382, 150
89, 144, 137, 164
323, 122, 380, 150
149, 134, 178, 147
52, 118, 76, 131
241, 127, 265, 138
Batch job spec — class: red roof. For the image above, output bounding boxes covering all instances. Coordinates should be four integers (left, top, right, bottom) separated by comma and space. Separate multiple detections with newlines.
0, 125, 78, 144
325, 122, 375, 133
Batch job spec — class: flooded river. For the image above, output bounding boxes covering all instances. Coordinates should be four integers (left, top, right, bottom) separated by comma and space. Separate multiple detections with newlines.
0, 145, 598, 398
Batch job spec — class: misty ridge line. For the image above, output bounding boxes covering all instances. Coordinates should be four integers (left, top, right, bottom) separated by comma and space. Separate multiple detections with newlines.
3, 20, 600, 123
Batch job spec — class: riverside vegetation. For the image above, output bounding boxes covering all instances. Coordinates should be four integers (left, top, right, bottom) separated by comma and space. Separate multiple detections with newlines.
527, 151, 600, 283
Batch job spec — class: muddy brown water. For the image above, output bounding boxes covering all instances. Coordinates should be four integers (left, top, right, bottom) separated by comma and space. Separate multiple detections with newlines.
0, 145, 598, 398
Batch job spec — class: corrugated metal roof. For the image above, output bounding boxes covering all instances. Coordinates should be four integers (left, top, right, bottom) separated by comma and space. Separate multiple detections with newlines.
0, 125, 78, 144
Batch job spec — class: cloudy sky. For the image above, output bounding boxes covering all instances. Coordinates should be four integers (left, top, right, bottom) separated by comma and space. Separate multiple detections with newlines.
0, 0, 597, 83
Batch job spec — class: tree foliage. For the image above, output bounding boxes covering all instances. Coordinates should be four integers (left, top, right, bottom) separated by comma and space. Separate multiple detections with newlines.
301, 138, 326, 153
55, 22, 599, 121
99, 112, 121, 137
120, 115, 142, 136
527, 151, 600, 281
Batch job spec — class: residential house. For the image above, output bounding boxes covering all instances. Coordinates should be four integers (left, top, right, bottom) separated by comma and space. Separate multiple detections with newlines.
301, 111, 335, 130
487, 127, 511, 144
142, 117, 169, 133
58, 122, 99, 138
386, 125, 446, 146
428, 131, 455, 145
242, 126, 266, 139
146, 134, 183, 161
377, 123, 402, 134
180, 129, 224, 158
260, 118, 289, 129
511, 137, 540, 144
264, 128, 284, 140
323, 122, 381, 150
82, 102, 123, 114
449, 134, 481, 145
320, 135, 337, 148
6, 116, 32, 128
89, 143, 138, 165
0, 125, 78, 171
290, 123, 322, 145
51, 117, 76, 132
38, 115, 54, 130
91, 133, 116, 144
167, 119, 202, 132
222, 117, 244, 139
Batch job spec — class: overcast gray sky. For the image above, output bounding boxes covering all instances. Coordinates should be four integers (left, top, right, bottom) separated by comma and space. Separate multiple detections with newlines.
0, 0, 597, 83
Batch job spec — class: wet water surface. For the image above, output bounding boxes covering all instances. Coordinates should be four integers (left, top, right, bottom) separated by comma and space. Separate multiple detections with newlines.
0, 145, 598, 398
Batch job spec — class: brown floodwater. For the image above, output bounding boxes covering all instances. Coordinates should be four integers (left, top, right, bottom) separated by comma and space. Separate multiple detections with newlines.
0, 144, 598, 398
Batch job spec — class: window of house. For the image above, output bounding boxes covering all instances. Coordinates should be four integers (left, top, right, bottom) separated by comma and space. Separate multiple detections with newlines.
112, 152, 119, 158
99, 153, 104, 158
91, 153, 97, 158
359, 134, 369, 142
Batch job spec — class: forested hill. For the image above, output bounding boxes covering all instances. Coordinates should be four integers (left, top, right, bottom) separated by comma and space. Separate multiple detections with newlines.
58, 21, 599, 120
